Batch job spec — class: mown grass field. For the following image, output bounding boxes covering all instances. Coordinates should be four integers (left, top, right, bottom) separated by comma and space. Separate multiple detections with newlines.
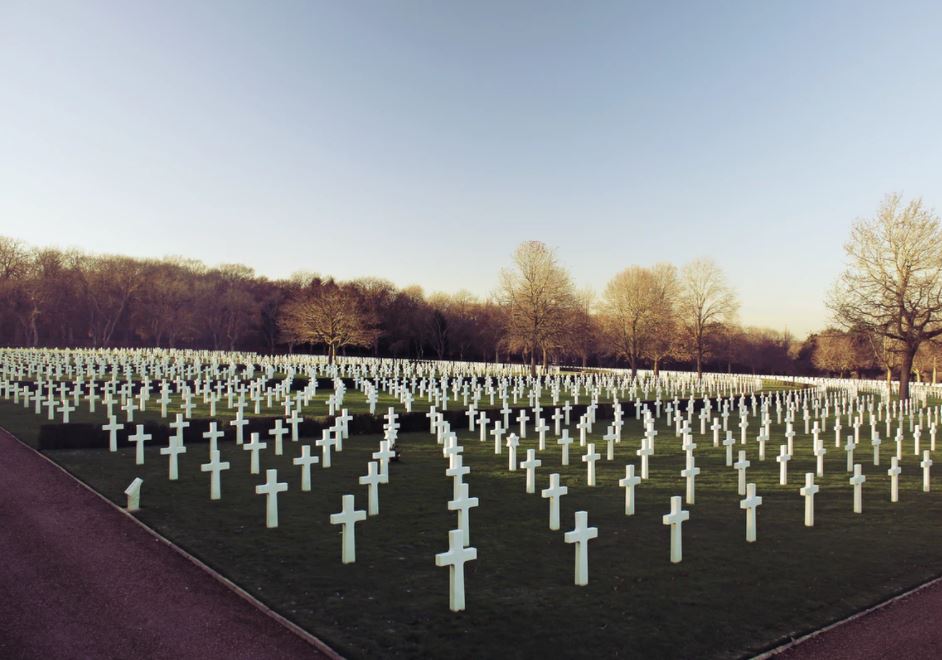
3, 386, 941, 659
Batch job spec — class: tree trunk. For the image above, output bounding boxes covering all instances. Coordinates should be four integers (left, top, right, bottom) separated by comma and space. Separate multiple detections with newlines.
899, 345, 916, 401
529, 348, 536, 378
696, 332, 704, 379
653, 357, 660, 377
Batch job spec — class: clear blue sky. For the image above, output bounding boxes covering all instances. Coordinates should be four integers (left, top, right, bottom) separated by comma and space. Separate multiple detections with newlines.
2, 1, 941, 336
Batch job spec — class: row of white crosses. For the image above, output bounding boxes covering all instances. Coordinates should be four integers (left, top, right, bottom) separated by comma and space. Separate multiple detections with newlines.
7, 350, 942, 605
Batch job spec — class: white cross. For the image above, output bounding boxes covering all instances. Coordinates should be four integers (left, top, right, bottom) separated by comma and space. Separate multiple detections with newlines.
619, 464, 641, 516
169, 413, 189, 442
446, 455, 470, 500
337, 408, 353, 439
128, 424, 151, 465
558, 429, 573, 466
815, 444, 827, 478
268, 419, 289, 456
576, 415, 590, 447
552, 407, 564, 435
734, 451, 750, 496
293, 444, 320, 491
201, 449, 230, 500
373, 440, 395, 480
435, 528, 477, 612
359, 460, 388, 516
316, 429, 335, 468
740, 482, 762, 542
506, 434, 520, 471
723, 432, 736, 467
844, 436, 856, 473
59, 399, 75, 423
244, 432, 268, 475
582, 443, 600, 486
681, 454, 700, 505
662, 496, 689, 564
123, 397, 138, 422
887, 456, 902, 502
491, 421, 505, 455
637, 437, 653, 480
229, 413, 248, 445
288, 411, 303, 442
102, 416, 124, 452
535, 418, 549, 451
447, 482, 479, 547
330, 494, 367, 564
800, 472, 819, 526
520, 448, 542, 494
541, 473, 568, 530
160, 435, 187, 481
564, 511, 598, 586
517, 408, 530, 438
776, 445, 791, 485
203, 421, 225, 454
849, 463, 866, 513
256, 468, 288, 528
603, 427, 617, 461
921, 450, 933, 492
478, 412, 489, 442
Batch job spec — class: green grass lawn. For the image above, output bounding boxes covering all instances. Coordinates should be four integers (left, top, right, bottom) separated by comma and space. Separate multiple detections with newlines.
5, 395, 942, 659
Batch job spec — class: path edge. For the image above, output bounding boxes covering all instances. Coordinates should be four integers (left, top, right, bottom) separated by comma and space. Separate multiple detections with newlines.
0, 426, 344, 660
751, 572, 942, 659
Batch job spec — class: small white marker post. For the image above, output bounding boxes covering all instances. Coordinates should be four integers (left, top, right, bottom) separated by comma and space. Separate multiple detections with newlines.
125, 477, 143, 512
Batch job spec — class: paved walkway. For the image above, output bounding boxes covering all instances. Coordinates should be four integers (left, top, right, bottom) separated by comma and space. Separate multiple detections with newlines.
0, 429, 330, 659
774, 577, 942, 659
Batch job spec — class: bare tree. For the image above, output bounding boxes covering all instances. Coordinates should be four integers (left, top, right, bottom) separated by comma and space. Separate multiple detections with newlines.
642, 263, 680, 375
829, 194, 942, 400
498, 241, 575, 376
678, 258, 739, 377
279, 282, 377, 363
812, 329, 861, 377
602, 267, 655, 377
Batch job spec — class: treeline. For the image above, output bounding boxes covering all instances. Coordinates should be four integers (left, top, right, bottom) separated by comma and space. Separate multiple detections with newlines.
0, 235, 886, 377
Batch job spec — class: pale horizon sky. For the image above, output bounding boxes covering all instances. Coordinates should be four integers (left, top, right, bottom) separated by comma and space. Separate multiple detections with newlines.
3, 1, 942, 338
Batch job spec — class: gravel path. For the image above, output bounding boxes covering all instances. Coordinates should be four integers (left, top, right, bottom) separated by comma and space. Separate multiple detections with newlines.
774, 578, 942, 659
0, 428, 331, 659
